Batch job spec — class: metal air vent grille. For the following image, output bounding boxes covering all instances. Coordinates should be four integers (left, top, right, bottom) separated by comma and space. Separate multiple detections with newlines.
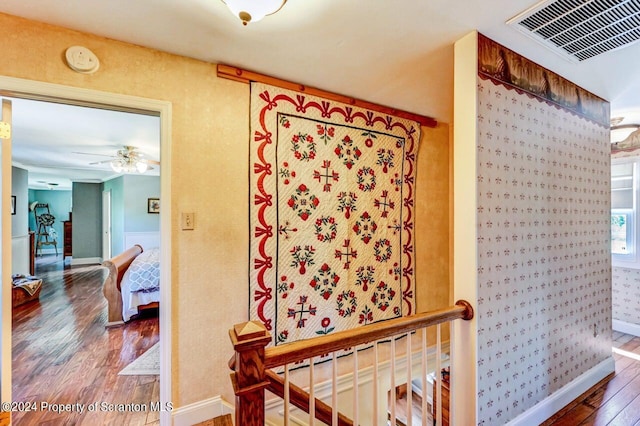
509, 0, 640, 61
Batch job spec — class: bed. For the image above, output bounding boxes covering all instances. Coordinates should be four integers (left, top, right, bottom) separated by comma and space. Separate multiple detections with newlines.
102, 244, 160, 326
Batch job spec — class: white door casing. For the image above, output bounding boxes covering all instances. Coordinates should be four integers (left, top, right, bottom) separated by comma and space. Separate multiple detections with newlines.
1, 98, 13, 407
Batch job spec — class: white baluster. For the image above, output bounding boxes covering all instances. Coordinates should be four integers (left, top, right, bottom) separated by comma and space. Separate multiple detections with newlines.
284, 363, 290, 426
436, 324, 442, 426
332, 352, 338, 426
406, 332, 412, 426
390, 337, 396, 425
309, 357, 315, 426
373, 341, 379, 426
421, 327, 427, 426
353, 346, 359, 425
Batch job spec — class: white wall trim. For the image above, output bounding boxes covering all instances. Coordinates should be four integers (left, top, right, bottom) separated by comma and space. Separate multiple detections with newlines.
0, 75, 173, 425
452, 30, 479, 426
35, 248, 60, 256
171, 396, 233, 426
613, 319, 640, 337
70, 257, 103, 265
506, 357, 615, 426
11, 234, 29, 275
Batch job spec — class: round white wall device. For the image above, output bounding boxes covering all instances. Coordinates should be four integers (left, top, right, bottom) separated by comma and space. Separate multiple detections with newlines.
65, 46, 100, 74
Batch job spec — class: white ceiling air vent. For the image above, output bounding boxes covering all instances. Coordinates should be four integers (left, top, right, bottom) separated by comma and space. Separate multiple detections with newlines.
508, 0, 640, 61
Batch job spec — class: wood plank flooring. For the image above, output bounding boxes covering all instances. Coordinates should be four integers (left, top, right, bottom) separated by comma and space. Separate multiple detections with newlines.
193, 414, 233, 426
12, 255, 160, 426
16, 257, 640, 426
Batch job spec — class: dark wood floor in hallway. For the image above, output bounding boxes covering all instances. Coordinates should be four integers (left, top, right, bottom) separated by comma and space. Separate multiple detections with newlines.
12, 255, 160, 425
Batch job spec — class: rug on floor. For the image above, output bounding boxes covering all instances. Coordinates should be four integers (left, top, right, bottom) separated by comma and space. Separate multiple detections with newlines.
118, 342, 160, 375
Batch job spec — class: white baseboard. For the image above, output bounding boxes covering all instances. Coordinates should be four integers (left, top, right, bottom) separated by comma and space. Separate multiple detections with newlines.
70, 257, 103, 265
172, 396, 233, 426
506, 357, 615, 426
36, 248, 60, 256
613, 319, 640, 337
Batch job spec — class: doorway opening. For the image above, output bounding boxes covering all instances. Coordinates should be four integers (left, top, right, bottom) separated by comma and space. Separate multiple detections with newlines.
1, 76, 172, 425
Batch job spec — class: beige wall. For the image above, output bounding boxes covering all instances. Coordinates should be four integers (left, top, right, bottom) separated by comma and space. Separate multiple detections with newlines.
0, 12, 451, 408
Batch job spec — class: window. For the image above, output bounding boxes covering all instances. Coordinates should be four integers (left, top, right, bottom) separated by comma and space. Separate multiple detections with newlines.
612, 161, 636, 264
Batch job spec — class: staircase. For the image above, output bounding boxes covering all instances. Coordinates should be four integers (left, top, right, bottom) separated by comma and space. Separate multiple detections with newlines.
389, 383, 432, 426
229, 300, 473, 426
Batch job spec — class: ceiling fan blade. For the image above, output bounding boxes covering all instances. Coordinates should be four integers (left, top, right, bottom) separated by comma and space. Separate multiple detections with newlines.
89, 159, 113, 165
72, 151, 117, 158
147, 159, 160, 165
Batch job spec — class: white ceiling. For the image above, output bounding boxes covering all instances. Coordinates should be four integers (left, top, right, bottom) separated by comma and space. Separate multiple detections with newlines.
1, 0, 639, 189
8, 98, 160, 190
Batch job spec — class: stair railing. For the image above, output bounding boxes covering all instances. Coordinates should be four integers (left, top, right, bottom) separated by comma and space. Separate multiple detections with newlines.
230, 300, 473, 425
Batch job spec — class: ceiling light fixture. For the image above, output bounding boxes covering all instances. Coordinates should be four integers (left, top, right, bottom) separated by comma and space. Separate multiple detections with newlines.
611, 117, 625, 127
222, 0, 286, 25
611, 124, 640, 144
110, 157, 148, 174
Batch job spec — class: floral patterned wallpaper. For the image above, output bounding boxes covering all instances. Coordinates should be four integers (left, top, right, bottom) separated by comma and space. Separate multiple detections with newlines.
612, 267, 640, 326
475, 70, 611, 423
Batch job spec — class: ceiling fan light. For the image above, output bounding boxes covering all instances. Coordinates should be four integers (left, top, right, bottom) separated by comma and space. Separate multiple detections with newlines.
222, 0, 286, 25
110, 159, 124, 173
136, 160, 148, 173
611, 125, 640, 144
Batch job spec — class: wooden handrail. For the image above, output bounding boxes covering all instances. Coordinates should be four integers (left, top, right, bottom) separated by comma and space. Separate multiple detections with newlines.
229, 300, 474, 426
265, 370, 354, 426
264, 300, 473, 369
217, 64, 438, 128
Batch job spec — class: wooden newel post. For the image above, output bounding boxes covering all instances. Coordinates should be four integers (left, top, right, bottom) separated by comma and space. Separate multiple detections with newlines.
229, 321, 271, 426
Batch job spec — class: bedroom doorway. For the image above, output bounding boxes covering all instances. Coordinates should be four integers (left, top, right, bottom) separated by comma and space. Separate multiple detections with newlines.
1, 76, 172, 425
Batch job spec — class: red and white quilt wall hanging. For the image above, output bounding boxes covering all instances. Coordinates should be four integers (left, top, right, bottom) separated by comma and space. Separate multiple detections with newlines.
249, 82, 421, 348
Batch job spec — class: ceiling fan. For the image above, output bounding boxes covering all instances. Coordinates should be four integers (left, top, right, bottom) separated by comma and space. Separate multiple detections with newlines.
75, 145, 160, 173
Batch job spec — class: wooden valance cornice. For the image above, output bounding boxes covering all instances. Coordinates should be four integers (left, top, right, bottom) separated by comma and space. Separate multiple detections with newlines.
217, 64, 437, 128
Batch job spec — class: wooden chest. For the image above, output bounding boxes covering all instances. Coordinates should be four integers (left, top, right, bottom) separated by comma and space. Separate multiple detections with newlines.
12, 279, 42, 307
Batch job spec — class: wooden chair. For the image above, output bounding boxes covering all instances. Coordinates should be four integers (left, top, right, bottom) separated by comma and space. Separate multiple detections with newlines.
33, 203, 58, 256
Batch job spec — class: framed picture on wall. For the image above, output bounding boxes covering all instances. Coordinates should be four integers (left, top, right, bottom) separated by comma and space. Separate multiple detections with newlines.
148, 198, 160, 214
11, 196, 15, 215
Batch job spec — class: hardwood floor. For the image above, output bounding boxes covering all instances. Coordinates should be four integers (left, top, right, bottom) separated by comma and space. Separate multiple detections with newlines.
193, 414, 233, 426
16, 255, 640, 426
12, 254, 160, 426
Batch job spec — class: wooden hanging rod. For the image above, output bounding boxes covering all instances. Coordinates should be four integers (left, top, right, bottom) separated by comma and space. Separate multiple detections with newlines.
217, 64, 438, 128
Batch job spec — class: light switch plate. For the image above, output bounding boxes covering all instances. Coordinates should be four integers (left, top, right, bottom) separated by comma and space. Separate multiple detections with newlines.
181, 213, 195, 230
